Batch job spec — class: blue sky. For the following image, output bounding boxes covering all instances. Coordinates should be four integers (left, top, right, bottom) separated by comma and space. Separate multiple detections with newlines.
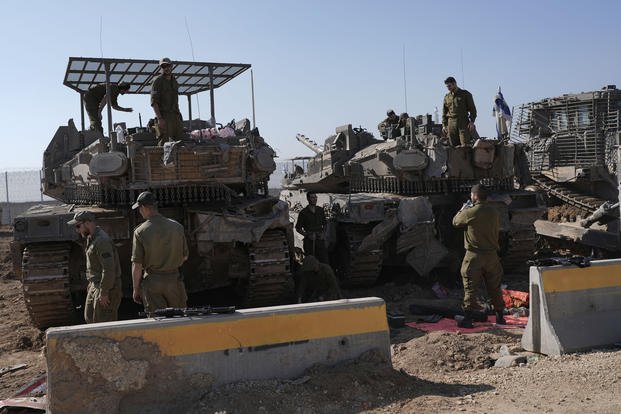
1, 0, 620, 169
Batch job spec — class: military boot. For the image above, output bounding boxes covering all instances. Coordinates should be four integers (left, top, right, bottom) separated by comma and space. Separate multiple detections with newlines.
495, 311, 507, 325
472, 311, 488, 322
455, 312, 474, 328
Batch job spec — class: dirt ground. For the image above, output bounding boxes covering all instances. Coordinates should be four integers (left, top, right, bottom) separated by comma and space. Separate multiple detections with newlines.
1, 226, 620, 413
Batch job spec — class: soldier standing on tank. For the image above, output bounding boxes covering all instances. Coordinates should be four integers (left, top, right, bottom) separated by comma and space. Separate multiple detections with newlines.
442, 76, 477, 147
68, 211, 122, 323
151, 57, 184, 146
452, 184, 506, 328
295, 255, 340, 303
83, 82, 133, 133
295, 192, 329, 264
131, 191, 189, 313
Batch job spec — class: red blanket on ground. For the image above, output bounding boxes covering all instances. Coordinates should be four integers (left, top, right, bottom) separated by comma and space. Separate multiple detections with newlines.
406, 314, 528, 333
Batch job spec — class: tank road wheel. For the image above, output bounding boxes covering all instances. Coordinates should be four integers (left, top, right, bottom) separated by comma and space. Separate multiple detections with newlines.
243, 229, 293, 307
333, 224, 383, 288
21, 243, 79, 329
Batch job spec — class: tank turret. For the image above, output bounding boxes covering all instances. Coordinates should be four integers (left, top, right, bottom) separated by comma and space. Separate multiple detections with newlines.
281, 115, 543, 287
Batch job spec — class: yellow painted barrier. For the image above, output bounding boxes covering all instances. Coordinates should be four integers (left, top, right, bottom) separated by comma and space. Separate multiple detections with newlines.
522, 259, 621, 355
46, 298, 390, 414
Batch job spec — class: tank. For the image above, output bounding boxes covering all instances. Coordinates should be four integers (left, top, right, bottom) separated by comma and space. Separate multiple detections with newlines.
281, 115, 544, 287
11, 57, 293, 329
512, 85, 621, 254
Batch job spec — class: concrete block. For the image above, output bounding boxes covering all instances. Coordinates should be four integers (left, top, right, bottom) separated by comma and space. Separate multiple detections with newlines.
46, 298, 390, 414
522, 259, 621, 355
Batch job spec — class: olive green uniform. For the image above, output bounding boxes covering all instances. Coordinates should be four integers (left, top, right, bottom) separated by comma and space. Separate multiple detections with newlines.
442, 88, 477, 146
452, 201, 504, 313
84, 227, 123, 323
84, 84, 122, 133
296, 256, 340, 303
151, 74, 184, 145
132, 214, 189, 312
295, 205, 329, 263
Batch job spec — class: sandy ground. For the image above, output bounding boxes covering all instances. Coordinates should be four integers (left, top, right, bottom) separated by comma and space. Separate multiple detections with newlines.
1, 226, 620, 413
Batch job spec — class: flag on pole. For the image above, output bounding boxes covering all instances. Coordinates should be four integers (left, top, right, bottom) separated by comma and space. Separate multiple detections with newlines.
493, 87, 512, 139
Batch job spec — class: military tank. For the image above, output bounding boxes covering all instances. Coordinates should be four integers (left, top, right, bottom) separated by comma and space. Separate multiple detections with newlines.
11, 57, 293, 329
512, 85, 621, 254
281, 115, 543, 287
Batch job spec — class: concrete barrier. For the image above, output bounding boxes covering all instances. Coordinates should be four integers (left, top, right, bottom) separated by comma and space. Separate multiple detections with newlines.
46, 298, 390, 414
522, 259, 621, 355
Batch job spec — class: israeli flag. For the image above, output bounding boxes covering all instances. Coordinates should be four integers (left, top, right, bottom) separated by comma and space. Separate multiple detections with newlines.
493, 87, 512, 138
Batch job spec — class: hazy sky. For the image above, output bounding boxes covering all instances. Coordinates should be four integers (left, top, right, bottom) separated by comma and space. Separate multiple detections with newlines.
1, 0, 620, 169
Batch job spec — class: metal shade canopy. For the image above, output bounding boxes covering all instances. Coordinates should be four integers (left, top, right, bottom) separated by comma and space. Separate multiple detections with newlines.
63, 57, 251, 95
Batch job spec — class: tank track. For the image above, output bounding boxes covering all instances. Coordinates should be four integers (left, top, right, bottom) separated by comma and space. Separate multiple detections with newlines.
532, 174, 608, 213
500, 193, 545, 274
21, 243, 77, 329
335, 224, 383, 288
243, 229, 292, 307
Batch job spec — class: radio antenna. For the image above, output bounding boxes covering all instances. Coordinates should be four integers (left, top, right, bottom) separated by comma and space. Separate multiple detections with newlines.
185, 17, 201, 120
99, 16, 104, 58
402, 45, 408, 113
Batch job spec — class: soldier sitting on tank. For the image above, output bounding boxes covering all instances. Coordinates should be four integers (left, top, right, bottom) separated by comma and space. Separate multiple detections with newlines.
295, 255, 340, 303
295, 192, 329, 264
378, 109, 400, 140
83, 82, 133, 133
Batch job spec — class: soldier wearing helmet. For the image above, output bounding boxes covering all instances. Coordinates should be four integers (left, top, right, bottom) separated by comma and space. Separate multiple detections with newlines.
83, 81, 133, 133
151, 57, 184, 146
378, 109, 401, 140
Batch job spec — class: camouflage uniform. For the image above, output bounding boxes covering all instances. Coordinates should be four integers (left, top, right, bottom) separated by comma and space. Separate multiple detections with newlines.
295, 205, 329, 263
452, 201, 504, 313
132, 214, 189, 312
84, 84, 121, 132
84, 227, 123, 323
151, 74, 184, 146
442, 88, 477, 146
296, 256, 340, 303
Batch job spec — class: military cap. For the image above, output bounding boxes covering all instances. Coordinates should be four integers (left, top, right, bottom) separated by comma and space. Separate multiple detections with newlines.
159, 57, 172, 66
386, 109, 396, 116
444, 76, 457, 84
67, 211, 95, 225
132, 191, 157, 210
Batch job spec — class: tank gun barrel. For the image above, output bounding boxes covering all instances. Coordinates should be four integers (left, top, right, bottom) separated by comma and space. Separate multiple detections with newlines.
296, 134, 322, 155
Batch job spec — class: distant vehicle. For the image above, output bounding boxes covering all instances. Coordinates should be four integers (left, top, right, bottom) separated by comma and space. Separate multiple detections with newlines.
12, 57, 293, 329
512, 85, 621, 254
281, 115, 543, 287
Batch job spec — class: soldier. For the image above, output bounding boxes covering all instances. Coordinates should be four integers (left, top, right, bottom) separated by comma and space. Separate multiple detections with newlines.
83, 82, 133, 133
452, 184, 506, 328
295, 192, 329, 264
296, 255, 340, 303
442, 76, 477, 147
67, 211, 122, 323
131, 191, 189, 313
378, 109, 400, 139
151, 57, 184, 146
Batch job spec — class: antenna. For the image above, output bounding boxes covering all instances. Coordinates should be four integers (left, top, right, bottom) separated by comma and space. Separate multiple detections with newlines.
402, 45, 408, 113
99, 16, 104, 58
251, 69, 256, 128
460, 48, 464, 86
184, 17, 202, 120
